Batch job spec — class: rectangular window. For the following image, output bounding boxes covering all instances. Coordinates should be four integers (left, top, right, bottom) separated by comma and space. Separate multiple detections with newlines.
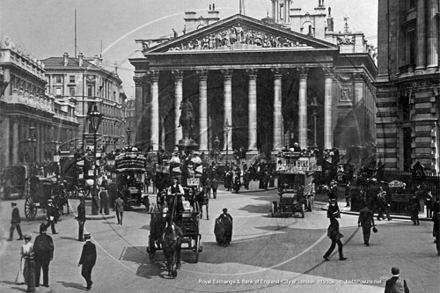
56, 87, 62, 96
69, 75, 75, 83
88, 85, 94, 97
408, 30, 416, 64
56, 75, 62, 83
69, 87, 76, 96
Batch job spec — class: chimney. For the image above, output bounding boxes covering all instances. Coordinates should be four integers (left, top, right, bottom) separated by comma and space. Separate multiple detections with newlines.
114, 61, 118, 74
78, 52, 84, 67
63, 52, 69, 66
327, 8, 334, 32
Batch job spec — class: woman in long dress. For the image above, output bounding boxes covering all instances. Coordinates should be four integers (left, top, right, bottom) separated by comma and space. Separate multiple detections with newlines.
19, 234, 35, 287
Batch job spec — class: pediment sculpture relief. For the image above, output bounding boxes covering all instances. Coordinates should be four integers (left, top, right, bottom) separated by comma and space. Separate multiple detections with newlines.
168, 23, 308, 52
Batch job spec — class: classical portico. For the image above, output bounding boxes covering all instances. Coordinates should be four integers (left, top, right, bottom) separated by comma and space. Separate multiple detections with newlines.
130, 14, 340, 155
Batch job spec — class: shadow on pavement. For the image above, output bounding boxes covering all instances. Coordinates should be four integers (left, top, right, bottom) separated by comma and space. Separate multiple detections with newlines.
59, 236, 78, 241
9, 287, 27, 292
57, 281, 86, 290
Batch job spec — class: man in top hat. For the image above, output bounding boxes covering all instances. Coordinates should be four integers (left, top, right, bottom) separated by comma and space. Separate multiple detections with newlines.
8, 202, 23, 241
78, 232, 97, 291
46, 199, 58, 234
33, 223, 54, 288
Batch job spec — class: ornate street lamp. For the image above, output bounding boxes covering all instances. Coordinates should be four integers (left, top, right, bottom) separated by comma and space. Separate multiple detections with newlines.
29, 125, 37, 173
224, 119, 232, 167
312, 109, 318, 149
214, 135, 220, 163
88, 104, 103, 215
126, 127, 131, 147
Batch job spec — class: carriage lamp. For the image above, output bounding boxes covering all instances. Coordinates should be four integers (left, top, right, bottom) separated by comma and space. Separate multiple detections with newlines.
224, 119, 232, 166
88, 104, 103, 215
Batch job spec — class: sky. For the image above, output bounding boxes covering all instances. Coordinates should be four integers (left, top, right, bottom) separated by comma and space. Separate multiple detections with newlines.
0, 0, 378, 98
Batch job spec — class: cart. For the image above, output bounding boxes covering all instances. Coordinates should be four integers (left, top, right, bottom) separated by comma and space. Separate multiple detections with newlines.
24, 176, 66, 221
271, 151, 316, 218
147, 193, 203, 264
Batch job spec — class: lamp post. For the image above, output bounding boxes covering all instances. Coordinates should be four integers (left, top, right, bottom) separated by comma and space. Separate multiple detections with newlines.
224, 119, 232, 167
29, 125, 37, 175
88, 104, 103, 215
312, 109, 318, 149
126, 127, 131, 147
214, 135, 220, 163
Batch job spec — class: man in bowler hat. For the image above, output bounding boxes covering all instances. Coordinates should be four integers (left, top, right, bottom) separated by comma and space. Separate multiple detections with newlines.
358, 204, 376, 246
77, 195, 86, 241
323, 199, 347, 261
8, 202, 23, 241
46, 199, 58, 234
78, 232, 97, 291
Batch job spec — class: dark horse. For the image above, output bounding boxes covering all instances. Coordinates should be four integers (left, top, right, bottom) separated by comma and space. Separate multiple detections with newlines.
162, 194, 184, 278
194, 187, 209, 220
179, 99, 193, 139
162, 219, 183, 278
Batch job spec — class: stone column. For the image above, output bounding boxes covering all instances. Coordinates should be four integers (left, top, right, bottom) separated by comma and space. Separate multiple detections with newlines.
427, 0, 438, 70
12, 120, 18, 165
1, 117, 10, 168
133, 77, 144, 145
272, 68, 283, 151
416, 0, 426, 71
324, 70, 334, 150
198, 70, 208, 152
149, 71, 160, 151
172, 70, 183, 145
247, 69, 258, 154
298, 67, 308, 150
222, 69, 233, 151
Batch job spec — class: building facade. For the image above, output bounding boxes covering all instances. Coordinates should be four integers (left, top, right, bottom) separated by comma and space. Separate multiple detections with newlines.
0, 35, 78, 171
43, 53, 127, 153
375, 0, 439, 173
130, 1, 377, 161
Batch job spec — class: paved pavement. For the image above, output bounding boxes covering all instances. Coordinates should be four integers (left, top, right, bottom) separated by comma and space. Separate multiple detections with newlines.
0, 186, 438, 293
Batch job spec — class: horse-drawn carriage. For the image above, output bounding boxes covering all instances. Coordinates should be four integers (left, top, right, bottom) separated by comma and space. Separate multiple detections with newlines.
147, 151, 207, 277
24, 176, 68, 221
147, 188, 203, 276
271, 151, 316, 218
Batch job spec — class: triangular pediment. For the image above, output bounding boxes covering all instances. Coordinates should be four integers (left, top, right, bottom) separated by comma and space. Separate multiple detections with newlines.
143, 14, 337, 54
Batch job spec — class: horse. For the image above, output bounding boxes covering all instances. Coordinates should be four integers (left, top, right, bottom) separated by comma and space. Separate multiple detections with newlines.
194, 187, 209, 220
148, 203, 166, 262
162, 219, 183, 278
162, 193, 183, 278
53, 181, 70, 216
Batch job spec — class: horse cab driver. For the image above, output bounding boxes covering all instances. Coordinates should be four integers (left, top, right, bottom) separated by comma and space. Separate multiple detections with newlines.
168, 177, 184, 196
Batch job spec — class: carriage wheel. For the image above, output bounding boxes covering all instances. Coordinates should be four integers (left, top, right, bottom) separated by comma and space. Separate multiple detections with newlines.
25, 197, 37, 220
